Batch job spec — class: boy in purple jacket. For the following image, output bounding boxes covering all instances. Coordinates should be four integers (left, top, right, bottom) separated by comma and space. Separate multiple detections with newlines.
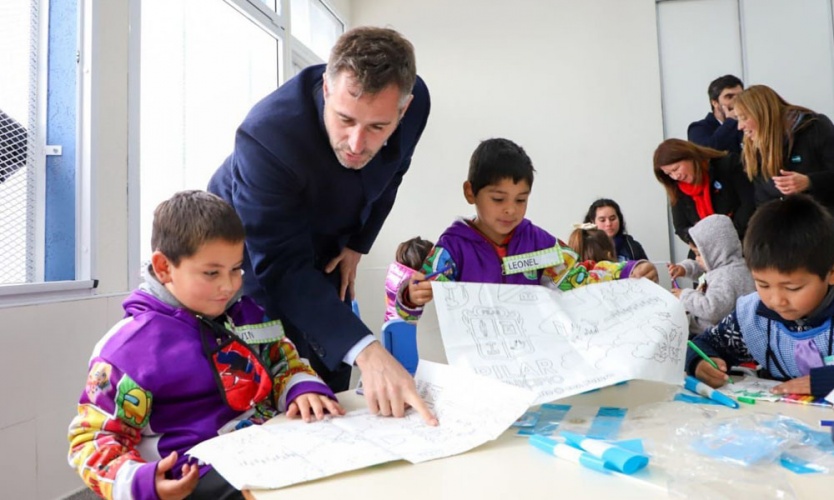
397, 138, 657, 321
68, 191, 343, 500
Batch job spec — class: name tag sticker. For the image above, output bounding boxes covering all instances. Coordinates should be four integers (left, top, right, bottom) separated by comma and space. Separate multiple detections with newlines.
502, 246, 564, 275
791, 155, 802, 163
230, 320, 285, 344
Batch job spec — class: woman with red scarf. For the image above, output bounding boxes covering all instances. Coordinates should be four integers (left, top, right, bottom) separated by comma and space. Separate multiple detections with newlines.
653, 139, 755, 252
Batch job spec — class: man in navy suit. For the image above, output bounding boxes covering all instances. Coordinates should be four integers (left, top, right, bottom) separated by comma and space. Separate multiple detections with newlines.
209, 27, 435, 425
688, 74, 744, 154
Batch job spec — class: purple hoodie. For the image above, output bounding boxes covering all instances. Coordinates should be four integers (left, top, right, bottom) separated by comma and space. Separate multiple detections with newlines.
67, 287, 333, 500
437, 219, 558, 284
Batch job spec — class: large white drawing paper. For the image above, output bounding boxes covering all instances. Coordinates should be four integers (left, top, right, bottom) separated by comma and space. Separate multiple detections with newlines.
185, 419, 396, 490
431, 279, 688, 404
334, 360, 536, 463
187, 361, 535, 490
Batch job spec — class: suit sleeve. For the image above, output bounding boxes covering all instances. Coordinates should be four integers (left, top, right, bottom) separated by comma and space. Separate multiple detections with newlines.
231, 130, 369, 370
688, 117, 740, 152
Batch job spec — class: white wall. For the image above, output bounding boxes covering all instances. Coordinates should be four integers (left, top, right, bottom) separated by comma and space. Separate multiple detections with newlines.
350, 0, 668, 336
0, 2, 132, 499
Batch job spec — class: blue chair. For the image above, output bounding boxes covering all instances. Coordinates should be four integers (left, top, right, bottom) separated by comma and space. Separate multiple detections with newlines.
381, 319, 418, 376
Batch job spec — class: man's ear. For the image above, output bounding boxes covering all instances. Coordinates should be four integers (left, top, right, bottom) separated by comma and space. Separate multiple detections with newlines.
710, 99, 720, 112
151, 251, 173, 284
322, 74, 330, 100
463, 181, 476, 204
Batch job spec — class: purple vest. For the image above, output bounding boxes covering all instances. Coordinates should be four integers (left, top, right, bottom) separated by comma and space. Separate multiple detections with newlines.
437, 219, 558, 284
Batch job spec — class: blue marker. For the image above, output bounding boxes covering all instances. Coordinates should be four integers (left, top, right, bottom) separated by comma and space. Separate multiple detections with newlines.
684, 375, 739, 409
529, 435, 609, 474
560, 431, 649, 475
417, 263, 453, 283
820, 420, 834, 427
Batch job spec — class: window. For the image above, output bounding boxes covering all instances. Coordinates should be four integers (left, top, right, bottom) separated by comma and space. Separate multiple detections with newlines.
136, 0, 344, 278
0, 0, 82, 288
138, 0, 281, 265
291, 0, 344, 61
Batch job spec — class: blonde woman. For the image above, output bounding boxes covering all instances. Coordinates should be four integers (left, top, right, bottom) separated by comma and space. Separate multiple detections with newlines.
734, 85, 834, 211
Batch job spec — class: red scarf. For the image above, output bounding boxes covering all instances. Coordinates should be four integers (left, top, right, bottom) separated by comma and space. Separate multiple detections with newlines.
678, 175, 714, 220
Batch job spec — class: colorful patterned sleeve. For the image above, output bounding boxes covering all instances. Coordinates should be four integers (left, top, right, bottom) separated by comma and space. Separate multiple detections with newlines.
265, 333, 336, 412
394, 246, 457, 323
67, 359, 158, 500
541, 243, 640, 292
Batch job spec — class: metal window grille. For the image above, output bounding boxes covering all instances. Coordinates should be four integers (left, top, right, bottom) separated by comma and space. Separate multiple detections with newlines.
0, 0, 39, 284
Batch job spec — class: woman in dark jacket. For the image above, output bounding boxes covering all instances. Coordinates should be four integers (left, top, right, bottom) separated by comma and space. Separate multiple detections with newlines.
583, 198, 648, 261
735, 85, 834, 214
653, 139, 755, 246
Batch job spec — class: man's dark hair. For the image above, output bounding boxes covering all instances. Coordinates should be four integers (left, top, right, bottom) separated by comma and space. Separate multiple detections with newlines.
468, 138, 535, 195
707, 74, 744, 104
744, 194, 834, 279
327, 26, 416, 107
152, 190, 245, 266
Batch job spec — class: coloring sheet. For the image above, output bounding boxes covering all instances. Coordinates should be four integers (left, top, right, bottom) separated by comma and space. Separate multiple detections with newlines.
431, 279, 688, 404
334, 360, 536, 463
718, 376, 781, 402
186, 418, 396, 490
187, 361, 535, 490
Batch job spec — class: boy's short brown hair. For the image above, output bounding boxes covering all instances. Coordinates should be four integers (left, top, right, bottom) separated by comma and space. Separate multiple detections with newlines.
151, 190, 245, 265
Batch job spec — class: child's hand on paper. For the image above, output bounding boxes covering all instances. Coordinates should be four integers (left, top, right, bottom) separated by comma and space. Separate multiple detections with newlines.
287, 394, 346, 422
406, 272, 435, 306
631, 261, 658, 283
155, 451, 199, 500
667, 263, 685, 279
771, 376, 811, 395
694, 358, 730, 388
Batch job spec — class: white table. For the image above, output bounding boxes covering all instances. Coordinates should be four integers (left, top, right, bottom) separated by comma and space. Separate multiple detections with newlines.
244, 380, 833, 499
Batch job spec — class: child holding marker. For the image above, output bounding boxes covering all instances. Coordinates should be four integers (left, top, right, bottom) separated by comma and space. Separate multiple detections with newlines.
687, 195, 834, 398
396, 138, 658, 322
384, 236, 434, 322
668, 214, 755, 338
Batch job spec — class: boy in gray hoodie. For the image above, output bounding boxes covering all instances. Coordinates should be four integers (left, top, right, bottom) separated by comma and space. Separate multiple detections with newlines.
669, 214, 755, 337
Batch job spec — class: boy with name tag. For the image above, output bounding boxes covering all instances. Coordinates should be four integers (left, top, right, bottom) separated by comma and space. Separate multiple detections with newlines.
68, 191, 342, 500
687, 195, 834, 399
397, 138, 657, 321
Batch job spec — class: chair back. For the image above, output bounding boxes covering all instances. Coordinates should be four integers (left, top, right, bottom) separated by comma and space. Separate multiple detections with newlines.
381, 319, 418, 375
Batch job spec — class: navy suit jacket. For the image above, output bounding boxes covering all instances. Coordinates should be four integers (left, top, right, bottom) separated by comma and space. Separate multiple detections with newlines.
209, 64, 430, 369
687, 112, 742, 154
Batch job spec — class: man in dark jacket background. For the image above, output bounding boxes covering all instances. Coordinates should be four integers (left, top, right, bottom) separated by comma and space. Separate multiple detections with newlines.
688, 74, 744, 154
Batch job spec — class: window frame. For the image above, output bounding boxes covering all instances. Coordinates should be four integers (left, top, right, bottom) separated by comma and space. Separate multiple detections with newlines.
0, 0, 96, 306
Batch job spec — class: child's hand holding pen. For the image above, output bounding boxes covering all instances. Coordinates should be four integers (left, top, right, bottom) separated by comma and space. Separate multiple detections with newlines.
667, 262, 685, 280
405, 264, 453, 307
406, 273, 434, 307
693, 357, 732, 388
